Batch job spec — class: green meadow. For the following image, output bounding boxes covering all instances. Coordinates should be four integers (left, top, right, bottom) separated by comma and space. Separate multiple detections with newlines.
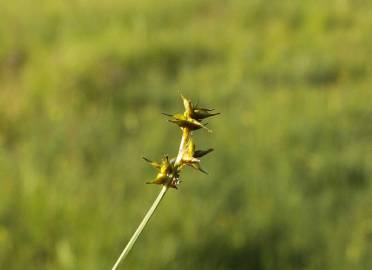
0, 0, 371, 269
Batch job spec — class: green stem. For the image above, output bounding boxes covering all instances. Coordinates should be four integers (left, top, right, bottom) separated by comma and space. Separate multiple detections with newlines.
112, 127, 188, 269
112, 185, 169, 270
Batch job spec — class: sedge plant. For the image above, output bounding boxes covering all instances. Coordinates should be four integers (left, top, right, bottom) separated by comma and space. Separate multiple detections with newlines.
112, 95, 219, 269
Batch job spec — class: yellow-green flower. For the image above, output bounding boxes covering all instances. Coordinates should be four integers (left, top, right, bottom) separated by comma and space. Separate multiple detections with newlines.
162, 113, 212, 132
143, 156, 179, 189
162, 95, 218, 133
144, 94, 217, 189
181, 138, 214, 174
181, 95, 220, 120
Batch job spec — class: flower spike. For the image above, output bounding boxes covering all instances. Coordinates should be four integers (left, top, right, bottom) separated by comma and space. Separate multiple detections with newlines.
112, 95, 218, 269
147, 95, 217, 187
145, 155, 177, 187
180, 94, 220, 120
180, 139, 212, 174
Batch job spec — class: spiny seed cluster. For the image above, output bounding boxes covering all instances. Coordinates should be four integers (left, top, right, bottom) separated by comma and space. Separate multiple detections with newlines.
143, 95, 219, 189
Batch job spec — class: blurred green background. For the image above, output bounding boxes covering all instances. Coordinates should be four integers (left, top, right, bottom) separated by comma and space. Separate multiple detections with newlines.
1, 0, 372, 269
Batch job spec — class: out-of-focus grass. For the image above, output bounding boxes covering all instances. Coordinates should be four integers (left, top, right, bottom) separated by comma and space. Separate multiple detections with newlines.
0, 0, 371, 269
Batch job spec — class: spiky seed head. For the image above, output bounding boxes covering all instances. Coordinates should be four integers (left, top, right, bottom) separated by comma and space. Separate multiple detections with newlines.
145, 94, 217, 188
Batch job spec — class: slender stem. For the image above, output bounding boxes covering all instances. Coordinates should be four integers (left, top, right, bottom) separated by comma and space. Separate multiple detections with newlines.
112, 185, 168, 270
112, 127, 189, 269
